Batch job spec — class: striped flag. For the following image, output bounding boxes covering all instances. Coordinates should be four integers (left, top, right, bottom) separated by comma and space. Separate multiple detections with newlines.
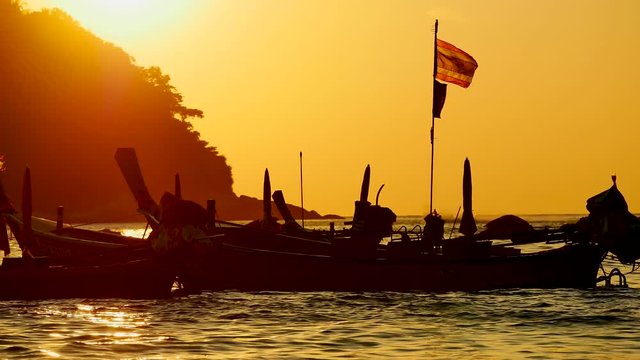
436, 39, 478, 88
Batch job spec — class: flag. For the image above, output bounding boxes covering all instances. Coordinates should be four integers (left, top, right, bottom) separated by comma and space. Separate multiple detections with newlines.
436, 39, 478, 88
432, 80, 447, 118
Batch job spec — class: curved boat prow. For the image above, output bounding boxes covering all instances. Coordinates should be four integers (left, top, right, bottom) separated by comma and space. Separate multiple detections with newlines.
272, 190, 302, 231
174, 173, 182, 200
0, 216, 8, 255
0, 175, 11, 255
459, 158, 477, 236
359, 164, 371, 203
0, 175, 15, 254
114, 148, 160, 229
351, 165, 371, 231
0, 175, 15, 215
21, 167, 33, 257
263, 169, 272, 228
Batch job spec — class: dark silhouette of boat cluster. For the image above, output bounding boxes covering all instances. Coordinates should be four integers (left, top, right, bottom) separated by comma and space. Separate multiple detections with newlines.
2, 148, 638, 300
0, 166, 174, 300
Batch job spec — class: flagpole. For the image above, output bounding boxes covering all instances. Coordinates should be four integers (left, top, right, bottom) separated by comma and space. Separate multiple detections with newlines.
429, 19, 438, 214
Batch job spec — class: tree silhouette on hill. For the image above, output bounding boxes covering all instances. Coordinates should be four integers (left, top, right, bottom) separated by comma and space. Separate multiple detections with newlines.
0, 1, 325, 221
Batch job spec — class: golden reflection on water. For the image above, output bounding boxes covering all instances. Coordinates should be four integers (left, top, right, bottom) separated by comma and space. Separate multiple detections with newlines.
36, 302, 161, 347
76, 304, 146, 328
39, 349, 61, 358
74, 303, 147, 345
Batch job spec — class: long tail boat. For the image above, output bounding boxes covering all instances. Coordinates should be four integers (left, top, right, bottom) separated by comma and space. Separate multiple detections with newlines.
113, 148, 640, 293
177, 240, 606, 292
0, 169, 175, 300
0, 168, 151, 260
154, 161, 640, 293
114, 148, 333, 255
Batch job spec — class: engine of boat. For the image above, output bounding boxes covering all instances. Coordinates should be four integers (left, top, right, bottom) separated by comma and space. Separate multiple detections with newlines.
362, 205, 397, 238
152, 192, 210, 254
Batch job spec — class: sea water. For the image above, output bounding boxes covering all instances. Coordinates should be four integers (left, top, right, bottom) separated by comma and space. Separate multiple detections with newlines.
1, 216, 639, 359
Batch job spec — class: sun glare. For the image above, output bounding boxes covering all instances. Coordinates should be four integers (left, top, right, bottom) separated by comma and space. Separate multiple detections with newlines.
27, 0, 190, 43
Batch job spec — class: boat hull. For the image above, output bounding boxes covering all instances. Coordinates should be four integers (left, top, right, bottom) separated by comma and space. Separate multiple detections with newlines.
4, 213, 150, 259
180, 243, 606, 292
0, 257, 174, 300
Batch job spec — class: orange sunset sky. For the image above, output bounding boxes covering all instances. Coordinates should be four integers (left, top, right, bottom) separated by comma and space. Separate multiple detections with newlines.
23, 0, 640, 217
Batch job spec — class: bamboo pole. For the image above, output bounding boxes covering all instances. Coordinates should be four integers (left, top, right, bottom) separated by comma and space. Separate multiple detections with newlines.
429, 19, 439, 214
300, 151, 304, 229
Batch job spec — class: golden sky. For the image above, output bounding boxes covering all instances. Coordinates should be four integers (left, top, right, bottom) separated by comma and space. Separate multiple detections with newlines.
23, 0, 640, 217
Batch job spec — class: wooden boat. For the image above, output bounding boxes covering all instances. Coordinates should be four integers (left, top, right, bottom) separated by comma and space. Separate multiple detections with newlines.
178, 242, 605, 292
169, 166, 639, 293
2, 213, 151, 259
0, 167, 151, 259
0, 168, 175, 300
113, 148, 640, 293
0, 213, 174, 300
114, 148, 335, 255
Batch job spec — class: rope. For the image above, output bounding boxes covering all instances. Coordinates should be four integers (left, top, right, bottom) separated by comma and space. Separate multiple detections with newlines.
142, 222, 150, 240
449, 206, 461, 240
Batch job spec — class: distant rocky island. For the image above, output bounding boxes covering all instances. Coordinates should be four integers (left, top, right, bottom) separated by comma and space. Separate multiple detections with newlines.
0, 2, 338, 222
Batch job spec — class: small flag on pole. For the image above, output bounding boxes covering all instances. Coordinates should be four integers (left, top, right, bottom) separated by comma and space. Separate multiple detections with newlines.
432, 80, 447, 118
436, 39, 478, 88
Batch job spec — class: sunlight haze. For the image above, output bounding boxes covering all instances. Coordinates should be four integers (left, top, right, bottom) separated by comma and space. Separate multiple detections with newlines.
23, 0, 640, 217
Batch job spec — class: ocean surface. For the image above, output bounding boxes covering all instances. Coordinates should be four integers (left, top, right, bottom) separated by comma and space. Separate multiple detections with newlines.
1, 215, 639, 359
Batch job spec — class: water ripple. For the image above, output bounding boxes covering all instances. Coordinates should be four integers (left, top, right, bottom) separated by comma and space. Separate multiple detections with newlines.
0, 276, 638, 358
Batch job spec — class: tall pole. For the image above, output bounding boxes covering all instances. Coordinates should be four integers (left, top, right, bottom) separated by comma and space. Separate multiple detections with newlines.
429, 19, 439, 214
299, 151, 304, 229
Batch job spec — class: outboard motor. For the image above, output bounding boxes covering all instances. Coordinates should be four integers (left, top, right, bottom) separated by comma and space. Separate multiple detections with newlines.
341, 165, 397, 255
362, 204, 397, 239
154, 192, 209, 254
347, 202, 396, 254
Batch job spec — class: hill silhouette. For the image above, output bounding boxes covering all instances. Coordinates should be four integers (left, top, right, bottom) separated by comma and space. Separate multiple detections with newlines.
0, 1, 334, 222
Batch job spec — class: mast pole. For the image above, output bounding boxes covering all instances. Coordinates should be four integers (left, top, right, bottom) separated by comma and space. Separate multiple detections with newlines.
429, 19, 439, 214
300, 151, 304, 229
